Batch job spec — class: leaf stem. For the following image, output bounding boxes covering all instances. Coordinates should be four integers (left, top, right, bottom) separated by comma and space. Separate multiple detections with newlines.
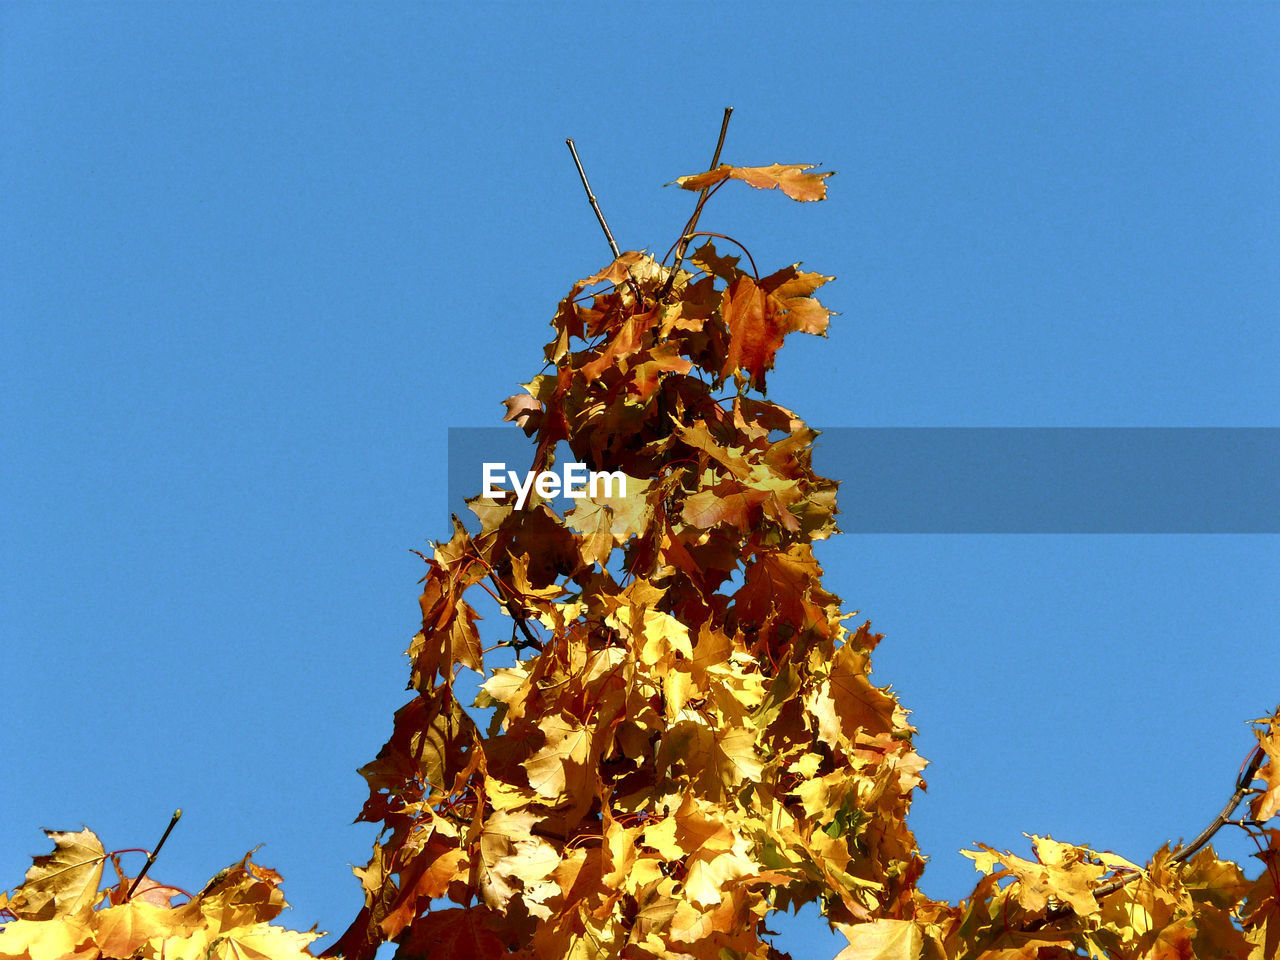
126, 809, 182, 899
660, 107, 733, 302
456, 543, 545, 654
678, 231, 759, 280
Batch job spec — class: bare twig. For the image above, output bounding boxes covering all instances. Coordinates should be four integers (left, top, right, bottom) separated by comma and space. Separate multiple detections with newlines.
565, 138, 621, 259
127, 809, 182, 899
660, 107, 733, 302
565, 138, 643, 306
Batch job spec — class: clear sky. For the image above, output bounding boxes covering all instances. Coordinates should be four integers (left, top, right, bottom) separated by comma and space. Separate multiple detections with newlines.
3, 3, 1277, 957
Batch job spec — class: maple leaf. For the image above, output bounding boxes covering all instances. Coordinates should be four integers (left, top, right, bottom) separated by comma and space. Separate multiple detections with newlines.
720, 274, 783, 388
962, 836, 1105, 917
681, 480, 769, 531
379, 824, 466, 940
476, 809, 547, 910
524, 712, 593, 800
2, 828, 320, 960
92, 900, 196, 957
675, 163, 833, 202
760, 263, 835, 336
398, 909, 509, 959
832, 918, 923, 960
501, 392, 543, 434
6, 828, 105, 921
689, 238, 741, 282
356, 688, 478, 819
807, 640, 899, 751
564, 473, 654, 566
0, 916, 96, 960
323, 842, 396, 960
164, 921, 320, 960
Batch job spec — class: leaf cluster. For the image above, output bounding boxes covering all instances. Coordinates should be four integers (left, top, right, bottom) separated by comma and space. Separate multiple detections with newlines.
324, 161, 934, 960
319, 158, 1280, 960
0, 827, 321, 960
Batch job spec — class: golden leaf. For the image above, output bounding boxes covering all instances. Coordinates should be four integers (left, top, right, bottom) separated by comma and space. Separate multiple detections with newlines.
0, 916, 96, 960
675, 163, 833, 202
8, 828, 105, 920
832, 918, 923, 960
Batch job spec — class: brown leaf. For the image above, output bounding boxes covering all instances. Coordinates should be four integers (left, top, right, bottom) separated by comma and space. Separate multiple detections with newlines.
398, 909, 509, 959
501, 393, 543, 434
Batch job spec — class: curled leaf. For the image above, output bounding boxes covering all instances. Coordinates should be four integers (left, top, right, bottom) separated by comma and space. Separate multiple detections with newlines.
675, 162, 833, 202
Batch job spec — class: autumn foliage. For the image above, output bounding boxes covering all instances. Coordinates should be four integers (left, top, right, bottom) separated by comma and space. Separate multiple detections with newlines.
0, 825, 320, 959
4, 150, 1280, 960
314, 157, 1280, 959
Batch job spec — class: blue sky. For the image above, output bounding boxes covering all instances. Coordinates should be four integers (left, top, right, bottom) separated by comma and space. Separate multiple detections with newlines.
3, 3, 1277, 956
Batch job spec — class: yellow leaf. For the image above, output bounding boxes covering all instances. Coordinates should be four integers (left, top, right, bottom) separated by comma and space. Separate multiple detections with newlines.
832, 919, 923, 960
525, 712, 593, 799
564, 498, 614, 567
1031, 835, 1105, 917
93, 900, 196, 958
8, 828, 105, 920
478, 809, 557, 911
1250, 722, 1280, 821
709, 725, 764, 793
166, 922, 320, 960
0, 917, 96, 960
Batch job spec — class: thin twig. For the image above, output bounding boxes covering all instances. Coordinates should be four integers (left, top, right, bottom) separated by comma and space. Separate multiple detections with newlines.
565, 138, 643, 306
127, 809, 182, 899
565, 138, 621, 259
451, 537, 544, 654
660, 107, 733, 302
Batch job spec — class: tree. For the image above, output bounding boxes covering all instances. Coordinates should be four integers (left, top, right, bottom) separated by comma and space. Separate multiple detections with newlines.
320, 117, 1280, 959
3, 116, 1278, 960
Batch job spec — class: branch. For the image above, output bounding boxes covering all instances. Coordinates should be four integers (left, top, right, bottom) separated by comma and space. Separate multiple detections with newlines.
1169, 743, 1267, 865
565, 138, 621, 260
660, 107, 733, 302
489, 572, 544, 654
1037, 743, 1269, 924
565, 138, 643, 306
127, 809, 182, 898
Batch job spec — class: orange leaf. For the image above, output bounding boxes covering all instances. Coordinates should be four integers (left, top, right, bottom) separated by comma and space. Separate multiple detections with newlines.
675, 162, 833, 202
720, 274, 785, 388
